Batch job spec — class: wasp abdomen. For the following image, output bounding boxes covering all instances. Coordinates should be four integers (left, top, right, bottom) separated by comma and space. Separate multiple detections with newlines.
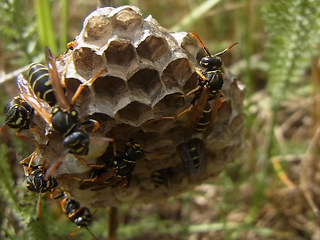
28, 63, 56, 106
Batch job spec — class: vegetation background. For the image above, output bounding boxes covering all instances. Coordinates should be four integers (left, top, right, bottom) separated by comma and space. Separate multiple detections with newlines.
0, 0, 320, 239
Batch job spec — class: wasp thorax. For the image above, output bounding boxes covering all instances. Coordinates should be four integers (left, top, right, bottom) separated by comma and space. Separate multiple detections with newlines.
25, 5, 243, 208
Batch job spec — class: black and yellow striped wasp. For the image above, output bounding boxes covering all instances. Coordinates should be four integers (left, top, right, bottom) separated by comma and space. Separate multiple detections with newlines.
79, 139, 143, 190
185, 33, 237, 137
147, 33, 237, 138
53, 192, 97, 239
177, 138, 207, 175
20, 153, 58, 218
2, 96, 34, 132
16, 47, 113, 178
151, 167, 174, 188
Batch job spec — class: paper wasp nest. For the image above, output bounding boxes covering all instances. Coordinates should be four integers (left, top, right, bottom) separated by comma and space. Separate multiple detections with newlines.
30, 5, 244, 208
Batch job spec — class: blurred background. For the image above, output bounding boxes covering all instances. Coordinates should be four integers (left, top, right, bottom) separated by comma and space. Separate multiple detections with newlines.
0, 0, 320, 239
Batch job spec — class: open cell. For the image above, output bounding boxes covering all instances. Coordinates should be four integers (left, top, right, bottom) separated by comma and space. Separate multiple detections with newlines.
137, 35, 171, 63
92, 75, 128, 104
127, 68, 162, 100
73, 47, 104, 79
116, 101, 152, 126
104, 40, 136, 66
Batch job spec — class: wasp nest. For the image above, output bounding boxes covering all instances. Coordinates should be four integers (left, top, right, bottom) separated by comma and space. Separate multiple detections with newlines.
28, 5, 244, 208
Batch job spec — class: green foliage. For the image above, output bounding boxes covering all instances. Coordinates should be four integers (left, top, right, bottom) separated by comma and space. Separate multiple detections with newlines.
0, 0, 37, 65
34, 0, 57, 55
263, 0, 320, 158
264, 0, 320, 105
171, 0, 222, 32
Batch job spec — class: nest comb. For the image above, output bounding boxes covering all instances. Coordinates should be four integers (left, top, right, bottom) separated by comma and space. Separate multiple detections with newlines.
27, 5, 244, 208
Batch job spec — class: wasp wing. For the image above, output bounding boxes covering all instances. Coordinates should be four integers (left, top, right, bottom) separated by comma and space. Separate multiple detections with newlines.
16, 74, 52, 125
177, 138, 206, 175
44, 46, 70, 110
203, 93, 224, 139
187, 86, 210, 131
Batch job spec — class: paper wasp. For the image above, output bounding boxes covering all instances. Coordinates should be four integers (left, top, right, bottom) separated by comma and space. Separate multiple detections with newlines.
177, 138, 207, 175
151, 167, 174, 188
20, 153, 58, 218
54, 192, 97, 239
79, 139, 143, 190
2, 96, 34, 131
16, 47, 113, 178
147, 33, 237, 138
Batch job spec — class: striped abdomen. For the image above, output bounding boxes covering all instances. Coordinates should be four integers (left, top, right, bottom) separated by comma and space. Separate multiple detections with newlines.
194, 102, 211, 133
28, 63, 56, 106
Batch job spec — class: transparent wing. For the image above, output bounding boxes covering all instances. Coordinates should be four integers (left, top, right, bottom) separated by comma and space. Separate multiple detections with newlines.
44, 46, 70, 110
16, 74, 52, 125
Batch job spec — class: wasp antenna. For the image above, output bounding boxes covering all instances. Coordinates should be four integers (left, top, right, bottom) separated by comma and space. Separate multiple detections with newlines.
189, 32, 212, 56
214, 42, 238, 57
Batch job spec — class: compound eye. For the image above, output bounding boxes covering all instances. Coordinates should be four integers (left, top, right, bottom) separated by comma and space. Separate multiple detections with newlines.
200, 56, 212, 68
212, 57, 222, 68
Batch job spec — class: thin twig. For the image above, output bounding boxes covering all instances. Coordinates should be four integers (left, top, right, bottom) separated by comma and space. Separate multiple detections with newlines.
107, 206, 118, 240
0, 65, 30, 85
300, 126, 320, 216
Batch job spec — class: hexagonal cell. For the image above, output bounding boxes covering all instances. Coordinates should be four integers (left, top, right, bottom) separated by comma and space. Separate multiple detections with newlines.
140, 115, 178, 134
64, 77, 92, 110
177, 32, 203, 61
136, 35, 171, 64
151, 93, 186, 117
115, 101, 152, 126
127, 68, 162, 101
104, 40, 136, 67
182, 72, 198, 94
92, 75, 128, 105
161, 58, 194, 90
82, 15, 113, 46
108, 123, 142, 143
86, 113, 116, 135
113, 6, 143, 31
73, 47, 105, 79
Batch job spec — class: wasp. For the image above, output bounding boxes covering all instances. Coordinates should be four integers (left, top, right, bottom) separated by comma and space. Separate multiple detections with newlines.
151, 167, 174, 188
54, 192, 97, 239
79, 139, 143, 190
20, 153, 58, 218
177, 138, 207, 175
147, 33, 237, 138
2, 96, 34, 131
66, 40, 78, 51
17, 47, 113, 178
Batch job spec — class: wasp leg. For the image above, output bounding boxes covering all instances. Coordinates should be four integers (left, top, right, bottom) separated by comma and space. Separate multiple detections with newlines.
90, 137, 117, 156
44, 154, 65, 180
80, 119, 100, 136
71, 68, 107, 105
15, 130, 39, 145
74, 155, 106, 168
146, 104, 194, 124
20, 151, 37, 174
